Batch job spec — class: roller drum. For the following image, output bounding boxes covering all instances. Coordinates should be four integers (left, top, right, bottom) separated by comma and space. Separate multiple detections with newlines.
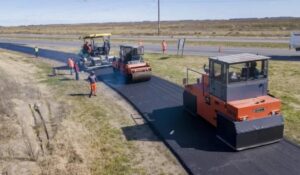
130, 71, 152, 82
217, 113, 284, 151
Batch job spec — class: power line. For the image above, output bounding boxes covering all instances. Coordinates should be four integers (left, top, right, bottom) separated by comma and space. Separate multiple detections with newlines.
158, 0, 160, 36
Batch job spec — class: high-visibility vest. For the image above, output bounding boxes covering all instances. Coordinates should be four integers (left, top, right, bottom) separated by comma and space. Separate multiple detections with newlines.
162, 41, 167, 50
138, 41, 144, 46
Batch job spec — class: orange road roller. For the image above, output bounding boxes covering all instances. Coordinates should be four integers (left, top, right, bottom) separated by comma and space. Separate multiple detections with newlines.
112, 45, 151, 82
183, 53, 284, 151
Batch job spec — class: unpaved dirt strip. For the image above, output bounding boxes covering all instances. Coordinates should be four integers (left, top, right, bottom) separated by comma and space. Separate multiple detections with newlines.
0, 50, 87, 175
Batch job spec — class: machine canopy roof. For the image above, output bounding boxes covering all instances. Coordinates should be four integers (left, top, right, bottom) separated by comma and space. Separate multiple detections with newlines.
209, 53, 270, 64
82, 33, 111, 39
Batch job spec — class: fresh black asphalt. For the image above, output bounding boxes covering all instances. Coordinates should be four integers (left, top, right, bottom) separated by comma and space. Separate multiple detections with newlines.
1, 42, 300, 175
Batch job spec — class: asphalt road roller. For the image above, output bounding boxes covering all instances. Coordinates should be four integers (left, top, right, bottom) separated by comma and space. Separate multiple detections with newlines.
112, 45, 151, 82
183, 53, 284, 151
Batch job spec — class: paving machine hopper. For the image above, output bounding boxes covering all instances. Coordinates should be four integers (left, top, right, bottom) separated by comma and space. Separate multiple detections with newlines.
183, 53, 284, 151
112, 45, 151, 82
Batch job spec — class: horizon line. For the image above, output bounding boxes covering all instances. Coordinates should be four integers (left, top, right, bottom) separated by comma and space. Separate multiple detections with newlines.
1, 16, 299, 27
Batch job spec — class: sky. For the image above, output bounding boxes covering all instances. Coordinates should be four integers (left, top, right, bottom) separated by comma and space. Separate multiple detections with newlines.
0, 0, 299, 26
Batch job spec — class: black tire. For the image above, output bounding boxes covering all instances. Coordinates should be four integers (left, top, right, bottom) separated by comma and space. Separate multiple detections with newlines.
113, 67, 118, 73
91, 60, 96, 66
126, 74, 132, 83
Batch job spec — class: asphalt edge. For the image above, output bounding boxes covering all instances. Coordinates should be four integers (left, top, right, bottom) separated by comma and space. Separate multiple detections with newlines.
98, 76, 193, 175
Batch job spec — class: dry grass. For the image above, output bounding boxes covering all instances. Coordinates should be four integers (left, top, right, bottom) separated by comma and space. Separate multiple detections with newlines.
0, 50, 186, 175
268, 61, 300, 144
1, 18, 300, 37
144, 53, 300, 144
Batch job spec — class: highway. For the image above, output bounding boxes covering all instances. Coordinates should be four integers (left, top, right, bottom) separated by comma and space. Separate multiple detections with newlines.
0, 38, 299, 60
0, 41, 299, 175
0, 34, 289, 43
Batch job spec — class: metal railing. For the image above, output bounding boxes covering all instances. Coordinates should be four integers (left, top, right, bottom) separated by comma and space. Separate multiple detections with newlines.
185, 67, 205, 85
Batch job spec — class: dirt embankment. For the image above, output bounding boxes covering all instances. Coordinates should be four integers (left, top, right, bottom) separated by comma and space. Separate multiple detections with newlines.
0, 50, 186, 175
0, 51, 91, 174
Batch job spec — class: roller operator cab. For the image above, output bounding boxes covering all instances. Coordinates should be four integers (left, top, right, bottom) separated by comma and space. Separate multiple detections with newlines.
112, 45, 152, 82
183, 53, 284, 151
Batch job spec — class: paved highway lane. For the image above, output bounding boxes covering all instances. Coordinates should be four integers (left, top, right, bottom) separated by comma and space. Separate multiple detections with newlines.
0, 42, 299, 175
1, 38, 299, 60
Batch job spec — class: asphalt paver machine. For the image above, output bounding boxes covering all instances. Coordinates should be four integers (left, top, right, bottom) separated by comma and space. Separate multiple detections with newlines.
79, 33, 114, 68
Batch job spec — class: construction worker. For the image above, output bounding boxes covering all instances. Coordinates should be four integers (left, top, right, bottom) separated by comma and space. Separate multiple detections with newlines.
162, 40, 167, 54
249, 61, 259, 79
34, 46, 39, 58
88, 71, 97, 98
138, 40, 144, 47
83, 41, 89, 54
103, 40, 111, 58
67, 58, 75, 75
88, 44, 93, 55
74, 62, 80, 80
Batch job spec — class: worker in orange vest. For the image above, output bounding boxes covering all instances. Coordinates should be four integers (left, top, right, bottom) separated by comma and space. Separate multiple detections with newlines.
162, 40, 167, 54
88, 71, 97, 98
138, 40, 144, 47
67, 58, 75, 75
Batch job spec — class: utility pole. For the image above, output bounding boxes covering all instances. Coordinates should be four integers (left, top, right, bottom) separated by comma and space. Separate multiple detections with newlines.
158, 0, 160, 36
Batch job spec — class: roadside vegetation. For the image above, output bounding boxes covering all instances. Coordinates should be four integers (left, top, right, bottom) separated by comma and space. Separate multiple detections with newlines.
113, 39, 289, 49
3, 36, 289, 49
144, 53, 300, 144
1, 18, 300, 37
0, 50, 186, 175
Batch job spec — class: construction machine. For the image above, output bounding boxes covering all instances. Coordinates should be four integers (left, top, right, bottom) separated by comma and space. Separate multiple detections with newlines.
290, 32, 300, 51
183, 53, 284, 151
79, 33, 114, 68
112, 45, 151, 82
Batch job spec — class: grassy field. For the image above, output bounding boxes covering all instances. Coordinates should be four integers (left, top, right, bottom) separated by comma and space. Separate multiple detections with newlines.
112, 39, 289, 49
1, 18, 300, 37
144, 53, 300, 144
0, 50, 186, 175
4, 35, 289, 49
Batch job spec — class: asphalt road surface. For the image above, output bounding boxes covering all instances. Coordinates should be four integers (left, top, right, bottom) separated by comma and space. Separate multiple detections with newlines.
0, 42, 299, 175
1, 38, 299, 60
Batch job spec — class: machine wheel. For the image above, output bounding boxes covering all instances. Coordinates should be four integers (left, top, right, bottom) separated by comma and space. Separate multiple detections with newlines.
126, 74, 133, 83
91, 60, 96, 66
183, 90, 197, 116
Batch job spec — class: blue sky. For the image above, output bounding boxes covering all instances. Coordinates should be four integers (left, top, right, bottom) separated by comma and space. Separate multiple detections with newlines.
0, 0, 299, 26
